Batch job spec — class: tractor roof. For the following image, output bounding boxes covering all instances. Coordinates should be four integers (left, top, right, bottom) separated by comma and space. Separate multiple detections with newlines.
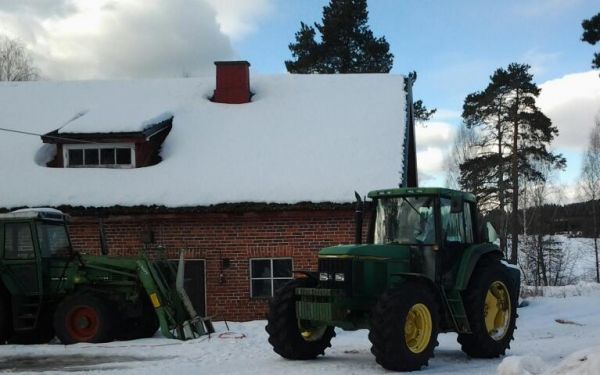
0, 208, 68, 222
368, 187, 476, 202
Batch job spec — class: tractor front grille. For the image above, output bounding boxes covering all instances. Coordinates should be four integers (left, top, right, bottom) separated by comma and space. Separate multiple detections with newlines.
318, 258, 353, 296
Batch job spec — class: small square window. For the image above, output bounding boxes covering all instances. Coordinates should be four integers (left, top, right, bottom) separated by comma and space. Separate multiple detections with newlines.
250, 258, 293, 298
68, 149, 83, 166
101, 149, 115, 165
85, 149, 99, 165
116, 148, 132, 165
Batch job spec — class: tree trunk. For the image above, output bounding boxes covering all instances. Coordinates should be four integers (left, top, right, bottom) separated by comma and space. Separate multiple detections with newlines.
510, 119, 519, 264
538, 233, 548, 286
497, 129, 507, 256
593, 199, 599, 283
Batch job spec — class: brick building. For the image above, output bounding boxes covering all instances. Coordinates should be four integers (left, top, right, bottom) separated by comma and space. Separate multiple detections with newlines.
0, 61, 413, 321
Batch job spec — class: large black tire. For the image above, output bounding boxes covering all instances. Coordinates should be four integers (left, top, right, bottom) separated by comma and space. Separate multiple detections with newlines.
53, 294, 116, 344
369, 285, 440, 372
117, 294, 159, 341
265, 278, 335, 360
0, 294, 12, 344
457, 261, 517, 358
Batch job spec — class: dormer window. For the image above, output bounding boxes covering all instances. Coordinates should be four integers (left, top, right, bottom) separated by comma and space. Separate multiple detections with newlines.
41, 115, 173, 169
64, 143, 135, 168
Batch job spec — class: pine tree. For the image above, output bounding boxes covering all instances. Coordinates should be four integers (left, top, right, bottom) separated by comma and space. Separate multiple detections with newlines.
581, 12, 600, 69
285, 0, 393, 74
460, 63, 566, 263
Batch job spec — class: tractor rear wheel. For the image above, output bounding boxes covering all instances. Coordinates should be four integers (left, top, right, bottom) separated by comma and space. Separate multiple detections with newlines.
0, 294, 12, 344
54, 294, 116, 344
265, 278, 335, 360
458, 261, 517, 358
369, 285, 440, 371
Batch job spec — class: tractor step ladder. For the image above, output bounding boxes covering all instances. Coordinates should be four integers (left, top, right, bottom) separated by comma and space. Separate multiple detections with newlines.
442, 289, 471, 334
13, 294, 42, 331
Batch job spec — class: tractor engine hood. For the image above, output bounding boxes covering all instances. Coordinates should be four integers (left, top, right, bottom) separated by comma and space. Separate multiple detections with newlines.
319, 244, 413, 262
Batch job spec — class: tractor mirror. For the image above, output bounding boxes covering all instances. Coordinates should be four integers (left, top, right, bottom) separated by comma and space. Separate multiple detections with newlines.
450, 196, 463, 213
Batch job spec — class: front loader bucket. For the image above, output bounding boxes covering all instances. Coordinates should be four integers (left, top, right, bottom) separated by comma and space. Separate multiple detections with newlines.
136, 252, 214, 340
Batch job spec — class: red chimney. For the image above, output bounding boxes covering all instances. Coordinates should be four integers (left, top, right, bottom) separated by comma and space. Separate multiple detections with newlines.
212, 61, 251, 104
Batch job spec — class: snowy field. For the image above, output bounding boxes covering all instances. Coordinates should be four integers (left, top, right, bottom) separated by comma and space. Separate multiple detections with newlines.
1, 283, 599, 374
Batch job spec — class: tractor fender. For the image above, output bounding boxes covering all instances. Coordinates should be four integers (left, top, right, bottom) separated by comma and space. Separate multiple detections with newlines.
453, 243, 503, 291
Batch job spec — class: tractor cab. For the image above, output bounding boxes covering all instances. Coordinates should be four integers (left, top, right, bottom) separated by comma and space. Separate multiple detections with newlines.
367, 187, 485, 282
0, 208, 73, 336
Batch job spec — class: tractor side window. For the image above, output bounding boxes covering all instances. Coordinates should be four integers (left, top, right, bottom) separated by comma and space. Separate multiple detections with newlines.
440, 199, 466, 244
36, 223, 71, 257
464, 203, 474, 243
4, 223, 35, 259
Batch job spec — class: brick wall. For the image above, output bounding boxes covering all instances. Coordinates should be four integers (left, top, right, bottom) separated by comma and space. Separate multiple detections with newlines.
66, 209, 358, 321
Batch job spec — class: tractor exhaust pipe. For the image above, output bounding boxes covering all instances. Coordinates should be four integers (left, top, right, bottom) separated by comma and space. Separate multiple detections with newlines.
354, 191, 363, 244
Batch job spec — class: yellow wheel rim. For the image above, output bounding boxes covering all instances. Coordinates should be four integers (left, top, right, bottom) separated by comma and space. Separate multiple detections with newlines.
298, 321, 327, 342
484, 281, 511, 341
404, 303, 432, 354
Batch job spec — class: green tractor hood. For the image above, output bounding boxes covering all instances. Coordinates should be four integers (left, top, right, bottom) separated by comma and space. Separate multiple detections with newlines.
319, 244, 412, 261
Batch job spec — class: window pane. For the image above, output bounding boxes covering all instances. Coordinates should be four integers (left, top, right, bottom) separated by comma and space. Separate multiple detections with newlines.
36, 223, 71, 257
251, 259, 271, 278
84, 149, 99, 165
273, 259, 292, 277
251, 280, 271, 298
464, 203, 474, 243
273, 279, 292, 293
100, 148, 115, 165
441, 198, 465, 244
68, 149, 83, 166
116, 148, 132, 165
4, 223, 35, 259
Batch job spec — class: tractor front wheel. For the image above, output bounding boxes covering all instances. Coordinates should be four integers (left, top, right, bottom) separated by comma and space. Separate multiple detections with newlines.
457, 261, 517, 358
118, 293, 159, 341
265, 278, 335, 360
369, 285, 440, 371
54, 294, 116, 344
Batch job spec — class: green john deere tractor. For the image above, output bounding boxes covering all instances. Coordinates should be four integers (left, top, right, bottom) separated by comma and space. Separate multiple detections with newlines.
266, 187, 520, 372
0, 208, 213, 344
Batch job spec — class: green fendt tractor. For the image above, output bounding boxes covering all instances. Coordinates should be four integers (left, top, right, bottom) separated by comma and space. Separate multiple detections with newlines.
266, 187, 520, 372
0, 208, 213, 344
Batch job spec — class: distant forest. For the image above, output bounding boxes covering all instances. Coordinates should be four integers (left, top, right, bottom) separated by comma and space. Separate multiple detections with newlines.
486, 200, 600, 237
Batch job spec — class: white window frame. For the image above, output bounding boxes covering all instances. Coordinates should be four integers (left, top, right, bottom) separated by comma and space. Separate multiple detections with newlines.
249, 258, 293, 298
63, 143, 136, 168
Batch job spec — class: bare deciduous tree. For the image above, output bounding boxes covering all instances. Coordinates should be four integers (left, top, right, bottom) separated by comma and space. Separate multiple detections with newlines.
0, 35, 39, 81
580, 117, 600, 283
444, 123, 479, 190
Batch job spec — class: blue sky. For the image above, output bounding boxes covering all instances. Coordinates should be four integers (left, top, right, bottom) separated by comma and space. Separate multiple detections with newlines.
235, 0, 596, 108
231, 0, 600, 192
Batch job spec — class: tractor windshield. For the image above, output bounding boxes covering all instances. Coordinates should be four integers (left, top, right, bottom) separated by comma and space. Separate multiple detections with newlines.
374, 196, 436, 245
36, 222, 72, 258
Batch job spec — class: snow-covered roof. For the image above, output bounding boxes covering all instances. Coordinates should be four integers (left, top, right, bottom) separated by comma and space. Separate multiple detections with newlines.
0, 74, 407, 209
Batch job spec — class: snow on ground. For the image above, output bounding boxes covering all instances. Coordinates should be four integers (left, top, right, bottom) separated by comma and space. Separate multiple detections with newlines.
1, 284, 599, 374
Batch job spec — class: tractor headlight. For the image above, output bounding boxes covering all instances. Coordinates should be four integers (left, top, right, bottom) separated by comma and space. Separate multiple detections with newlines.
334, 273, 345, 282
319, 272, 331, 281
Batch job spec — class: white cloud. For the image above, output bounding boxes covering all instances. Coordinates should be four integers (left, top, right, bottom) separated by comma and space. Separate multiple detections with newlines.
538, 70, 600, 151
0, 0, 273, 80
205, 0, 273, 39
415, 121, 455, 185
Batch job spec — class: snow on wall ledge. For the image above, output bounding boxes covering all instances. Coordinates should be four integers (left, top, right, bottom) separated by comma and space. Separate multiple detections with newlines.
0, 74, 406, 209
